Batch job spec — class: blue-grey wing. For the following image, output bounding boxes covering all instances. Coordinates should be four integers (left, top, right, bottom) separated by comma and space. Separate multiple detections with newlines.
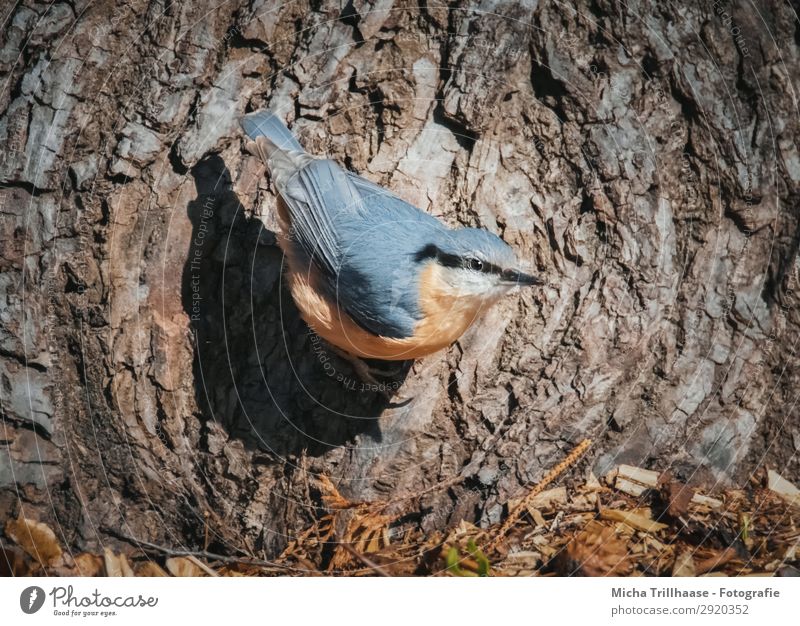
280, 158, 361, 279
335, 177, 447, 339
285, 162, 443, 340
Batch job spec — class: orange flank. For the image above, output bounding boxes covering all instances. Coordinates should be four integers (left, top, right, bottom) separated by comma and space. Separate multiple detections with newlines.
280, 248, 482, 361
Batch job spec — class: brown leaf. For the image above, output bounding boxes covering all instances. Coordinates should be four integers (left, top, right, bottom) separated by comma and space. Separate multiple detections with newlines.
0, 542, 32, 576
658, 472, 695, 518
5, 515, 63, 567
553, 524, 633, 576
135, 561, 169, 577
72, 553, 104, 576
165, 556, 205, 577
695, 547, 737, 575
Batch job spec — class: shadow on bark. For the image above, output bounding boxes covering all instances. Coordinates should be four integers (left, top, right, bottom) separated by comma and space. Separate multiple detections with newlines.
180, 154, 405, 459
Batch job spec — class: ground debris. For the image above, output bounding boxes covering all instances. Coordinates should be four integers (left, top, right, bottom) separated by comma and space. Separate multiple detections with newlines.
3, 455, 798, 577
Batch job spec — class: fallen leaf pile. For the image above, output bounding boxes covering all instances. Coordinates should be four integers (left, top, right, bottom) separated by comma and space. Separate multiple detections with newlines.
3, 442, 799, 577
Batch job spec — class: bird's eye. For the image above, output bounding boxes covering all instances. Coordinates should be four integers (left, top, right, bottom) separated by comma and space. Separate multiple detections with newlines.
468, 258, 484, 271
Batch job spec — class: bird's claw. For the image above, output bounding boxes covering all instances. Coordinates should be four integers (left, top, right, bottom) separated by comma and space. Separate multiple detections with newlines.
325, 345, 404, 400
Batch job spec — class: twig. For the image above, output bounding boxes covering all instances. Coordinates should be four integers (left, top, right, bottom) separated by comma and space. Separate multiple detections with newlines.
186, 554, 219, 577
488, 439, 593, 547
202, 510, 210, 552
104, 528, 294, 572
341, 543, 391, 577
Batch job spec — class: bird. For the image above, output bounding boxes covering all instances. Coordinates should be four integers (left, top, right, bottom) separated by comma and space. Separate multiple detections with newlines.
240, 109, 540, 373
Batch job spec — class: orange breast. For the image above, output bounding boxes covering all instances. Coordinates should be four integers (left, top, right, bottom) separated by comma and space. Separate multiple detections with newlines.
276, 204, 482, 361
282, 255, 482, 361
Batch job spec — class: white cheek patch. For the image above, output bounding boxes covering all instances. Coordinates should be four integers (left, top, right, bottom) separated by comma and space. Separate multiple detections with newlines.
439, 268, 504, 300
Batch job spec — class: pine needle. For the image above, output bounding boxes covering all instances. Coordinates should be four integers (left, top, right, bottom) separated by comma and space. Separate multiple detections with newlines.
489, 439, 592, 547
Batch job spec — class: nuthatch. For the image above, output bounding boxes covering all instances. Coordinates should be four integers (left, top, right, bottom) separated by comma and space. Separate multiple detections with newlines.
241, 110, 540, 364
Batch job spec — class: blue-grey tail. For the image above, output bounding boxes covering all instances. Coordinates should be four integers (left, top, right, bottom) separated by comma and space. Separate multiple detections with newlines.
240, 110, 304, 152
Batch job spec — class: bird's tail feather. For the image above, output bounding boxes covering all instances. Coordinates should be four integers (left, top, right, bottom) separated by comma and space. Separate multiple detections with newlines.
240, 110, 315, 190
240, 110, 304, 152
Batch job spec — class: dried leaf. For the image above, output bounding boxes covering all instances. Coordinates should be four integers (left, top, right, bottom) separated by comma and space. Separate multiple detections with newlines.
600, 508, 668, 533
5, 515, 63, 567
658, 472, 695, 518
695, 547, 737, 575
554, 525, 632, 576
165, 556, 206, 577
134, 561, 169, 577
328, 509, 393, 571
0, 542, 31, 576
72, 553, 104, 576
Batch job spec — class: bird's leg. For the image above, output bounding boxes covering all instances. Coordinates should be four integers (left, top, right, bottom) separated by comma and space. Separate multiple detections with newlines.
360, 361, 406, 378
325, 345, 399, 398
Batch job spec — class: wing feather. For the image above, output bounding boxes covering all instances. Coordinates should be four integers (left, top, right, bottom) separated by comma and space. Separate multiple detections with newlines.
280, 159, 363, 279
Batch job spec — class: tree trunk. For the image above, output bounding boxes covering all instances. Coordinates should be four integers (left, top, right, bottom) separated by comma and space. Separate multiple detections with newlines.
2, 0, 799, 559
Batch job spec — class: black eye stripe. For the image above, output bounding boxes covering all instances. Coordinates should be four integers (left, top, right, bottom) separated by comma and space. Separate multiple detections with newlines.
415, 245, 504, 275
438, 251, 462, 268
484, 261, 502, 275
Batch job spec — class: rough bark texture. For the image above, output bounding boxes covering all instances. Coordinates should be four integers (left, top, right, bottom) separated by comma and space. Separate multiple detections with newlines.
2, 0, 799, 559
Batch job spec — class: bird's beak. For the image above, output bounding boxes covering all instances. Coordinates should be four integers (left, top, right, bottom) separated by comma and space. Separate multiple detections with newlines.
501, 268, 541, 286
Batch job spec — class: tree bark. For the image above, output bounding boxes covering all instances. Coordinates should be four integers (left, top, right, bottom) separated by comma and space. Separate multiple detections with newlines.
2, 0, 799, 559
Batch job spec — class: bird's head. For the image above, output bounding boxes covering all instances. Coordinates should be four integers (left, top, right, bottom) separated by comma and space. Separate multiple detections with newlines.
415, 227, 540, 306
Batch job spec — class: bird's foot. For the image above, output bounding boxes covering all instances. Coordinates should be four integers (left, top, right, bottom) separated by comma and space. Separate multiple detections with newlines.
350, 359, 395, 400
364, 363, 406, 378
326, 347, 405, 400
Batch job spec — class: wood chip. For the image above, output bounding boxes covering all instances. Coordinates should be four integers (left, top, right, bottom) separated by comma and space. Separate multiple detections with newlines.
529, 508, 547, 528
612, 465, 723, 509
186, 555, 218, 577
529, 486, 568, 509
672, 551, 696, 577
692, 493, 724, 509
615, 465, 659, 488
767, 470, 800, 507
103, 548, 134, 577
600, 508, 668, 533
